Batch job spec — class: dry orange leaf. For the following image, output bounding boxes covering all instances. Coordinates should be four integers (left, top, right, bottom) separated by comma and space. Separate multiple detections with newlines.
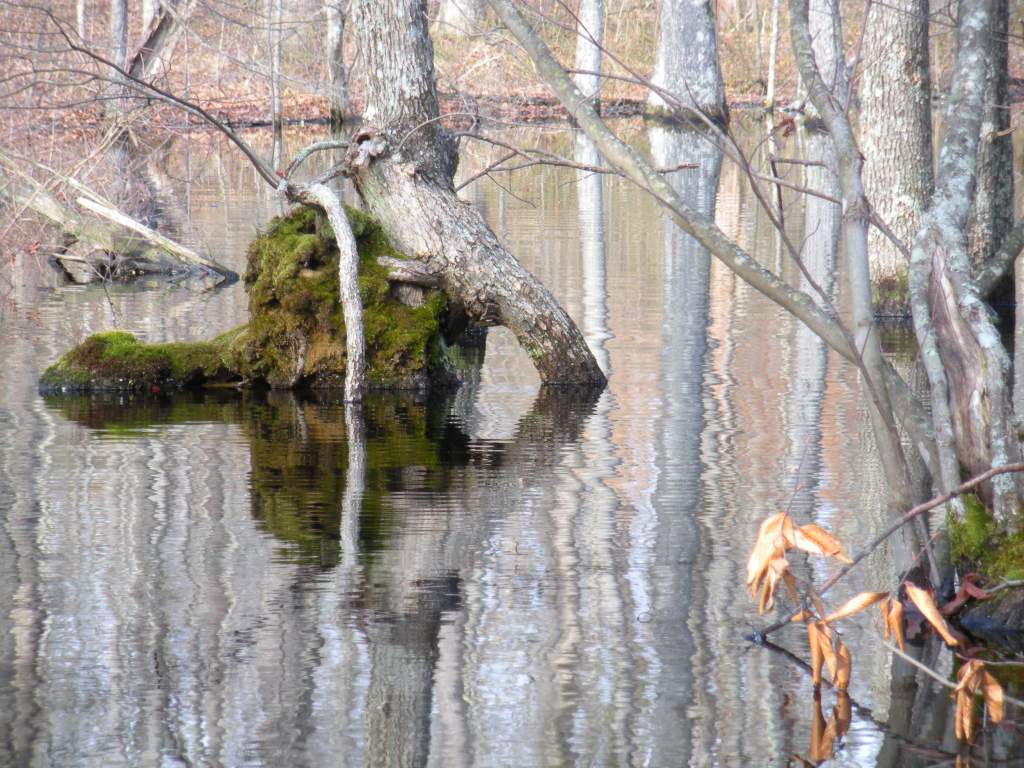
746, 513, 789, 588
982, 670, 1005, 723
808, 622, 824, 687
794, 523, 853, 563
834, 639, 852, 691
905, 584, 960, 647
791, 609, 813, 623
887, 599, 905, 652
823, 591, 889, 624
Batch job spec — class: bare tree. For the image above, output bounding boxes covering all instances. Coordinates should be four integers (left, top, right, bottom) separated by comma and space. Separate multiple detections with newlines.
859, 0, 932, 284
348, 0, 605, 386
649, 0, 726, 121
325, 0, 348, 129
966, 0, 1013, 267
483, 0, 1024, 536
573, 0, 603, 104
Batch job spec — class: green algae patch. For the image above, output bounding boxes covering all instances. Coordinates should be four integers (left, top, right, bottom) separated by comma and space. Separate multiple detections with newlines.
41, 205, 456, 393
40, 329, 243, 393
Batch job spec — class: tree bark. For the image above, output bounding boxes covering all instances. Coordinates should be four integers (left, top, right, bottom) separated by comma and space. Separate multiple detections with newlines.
908, 0, 1023, 525
573, 0, 603, 104
648, 0, 727, 122
966, 0, 1013, 268
349, 0, 605, 387
108, 0, 128, 115
325, 0, 348, 129
859, 0, 932, 283
127, 0, 196, 83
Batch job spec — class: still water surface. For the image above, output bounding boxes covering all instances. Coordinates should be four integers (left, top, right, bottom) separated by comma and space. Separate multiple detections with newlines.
1, 122, 1019, 766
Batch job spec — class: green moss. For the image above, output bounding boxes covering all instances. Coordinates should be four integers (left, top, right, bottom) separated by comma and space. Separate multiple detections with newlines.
948, 494, 1024, 582
984, 533, 1024, 582
41, 205, 455, 393
239, 204, 451, 389
949, 493, 997, 564
40, 329, 242, 392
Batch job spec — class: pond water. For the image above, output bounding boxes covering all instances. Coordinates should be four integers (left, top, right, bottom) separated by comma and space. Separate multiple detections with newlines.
1, 121, 1020, 766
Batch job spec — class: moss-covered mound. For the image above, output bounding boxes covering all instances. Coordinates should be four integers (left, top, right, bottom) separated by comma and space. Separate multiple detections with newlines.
39, 329, 246, 393
41, 206, 455, 393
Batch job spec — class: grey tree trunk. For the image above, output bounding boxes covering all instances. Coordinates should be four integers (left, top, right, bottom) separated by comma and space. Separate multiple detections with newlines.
648, 0, 727, 122
789, 0, 917, 513
806, 0, 847, 106
348, 0, 605, 386
325, 0, 348, 129
141, 0, 157, 35
573, 0, 603, 104
108, 0, 128, 115
859, 0, 932, 284
437, 0, 482, 35
908, 0, 1023, 524
77, 0, 86, 39
269, 0, 283, 162
966, 0, 1013, 267
128, 0, 196, 83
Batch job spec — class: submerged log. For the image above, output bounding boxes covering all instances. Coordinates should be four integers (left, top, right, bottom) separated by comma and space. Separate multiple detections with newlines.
40, 206, 461, 394
0, 153, 235, 286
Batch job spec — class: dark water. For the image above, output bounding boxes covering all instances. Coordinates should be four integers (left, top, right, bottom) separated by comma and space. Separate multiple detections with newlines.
1, 123, 1020, 766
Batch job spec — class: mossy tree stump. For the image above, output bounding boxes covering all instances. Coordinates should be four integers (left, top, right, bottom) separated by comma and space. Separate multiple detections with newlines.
40, 206, 458, 394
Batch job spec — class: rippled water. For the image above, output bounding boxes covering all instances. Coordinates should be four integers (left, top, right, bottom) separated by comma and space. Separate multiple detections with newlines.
1, 122, 1020, 766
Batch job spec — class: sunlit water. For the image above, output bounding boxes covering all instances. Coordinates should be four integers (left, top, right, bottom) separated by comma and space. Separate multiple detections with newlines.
1, 121, 1020, 766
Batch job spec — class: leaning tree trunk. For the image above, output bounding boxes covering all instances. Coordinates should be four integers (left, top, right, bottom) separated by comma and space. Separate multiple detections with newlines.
908, 0, 1024, 526
789, 0, 917, 514
648, 0, 727, 122
573, 0, 603, 104
325, 0, 348, 129
347, 0, 605, 386
859, 0, 932, 284
966, 0, 1013, 268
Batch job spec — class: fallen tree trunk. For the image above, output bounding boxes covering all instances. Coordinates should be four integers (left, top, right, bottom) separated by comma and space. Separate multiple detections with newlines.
0, 155, 236, 285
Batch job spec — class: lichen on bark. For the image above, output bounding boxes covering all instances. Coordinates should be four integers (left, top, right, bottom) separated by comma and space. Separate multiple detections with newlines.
40, 205, 457, 394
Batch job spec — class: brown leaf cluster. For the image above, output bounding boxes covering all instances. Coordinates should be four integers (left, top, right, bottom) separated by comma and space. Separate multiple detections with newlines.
954, 659, 1004, 742
746, 513, 850, 615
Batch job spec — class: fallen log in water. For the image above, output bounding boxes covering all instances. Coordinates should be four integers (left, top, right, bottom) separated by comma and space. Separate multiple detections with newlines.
0, 153, 236, 287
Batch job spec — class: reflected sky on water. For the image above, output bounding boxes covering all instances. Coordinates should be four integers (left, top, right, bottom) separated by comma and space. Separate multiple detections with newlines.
1, 121, 1019, 766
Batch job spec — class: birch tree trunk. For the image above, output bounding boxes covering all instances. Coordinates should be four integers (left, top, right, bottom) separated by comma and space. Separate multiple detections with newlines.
966, 0, 1013, 267
348, 0, 605, 386
648, 0, 727, 122
859, 0, 932, 283
573, 0, 603, 104
325, 0, 348, 129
